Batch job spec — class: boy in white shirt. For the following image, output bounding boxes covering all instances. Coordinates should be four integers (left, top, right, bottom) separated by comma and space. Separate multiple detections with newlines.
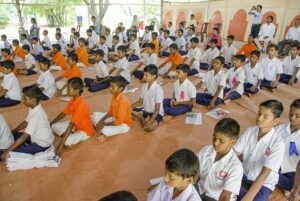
234, 99, 285, 201
167, 21, 175, 37
221, 35, 237, 69
36, 57, 56, 100
110, 45, 131, 83
40, 30, 52, 50
20, 34, 32, 51
115, 27, 124, 45
186, 27, 196, 49
132, 43, 158, 80
86, 28, 97, 53
158, 30, 173, 57
18, 45, 37, 75
0, 60, 21, 107
97, 35, 109, 63
84, 49, 110, 92
147, 148, 201, 201
127, 34, 141, 62
200, 39, 220, 70
0, 85, 54, 161
108, 35, 121, 62
223, 54, 246, 104
243, 50, 263, 96
163, 64, 196, 116
275, 99, 300, 196
157, 28, 164, 44
141, 26, 152, 48
196, 56, 226, 109
254, 16, 276, 52
184, 37, 201, 76
105, 28, 113, 50
260, 44, 283, 91
176, 29, 187, 56
280, 44, 300, 85
198, 118, 243, 201
31, 37, 44, 60
0, 114, 14, 159
132, 65, 164, 132
55, 33, 67, 55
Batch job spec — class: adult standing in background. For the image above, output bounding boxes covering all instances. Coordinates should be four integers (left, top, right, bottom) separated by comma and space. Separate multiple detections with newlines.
248, 5, 263, 38
91, 16, 100, 34
131, 15, 139, 30
189, 14, 197, 29
29, 17, 39, 39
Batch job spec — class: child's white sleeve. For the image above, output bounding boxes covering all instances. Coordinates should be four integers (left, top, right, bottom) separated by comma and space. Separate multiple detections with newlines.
258, 67, 264, 80
155, 87, 164, 104
233, 128, 250, 155
219, 74, 227, 87
263, 140, 285, 171
237, 70, 246, 83
190, 84, 197, 98
2, 79, 12, 91
223, 162, 244, 195
194, 49, 201, 60
276, 61, 283, 75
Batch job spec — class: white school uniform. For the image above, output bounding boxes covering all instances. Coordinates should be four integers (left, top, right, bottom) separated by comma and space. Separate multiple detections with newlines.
185, 47, 201, 71
95, 61, 109, 78
87, 36, 97, 50
205, 47, 220, 65
37, 70, 56, 98
226, 67, 245, 95
73, 38, 79, 50
243, 62, 264, 85
198, 145, 243, 201
42, 36, 51, 49
161, 37, 173, 53
234, 126, 285, 190
203, 70, 226, 99
221, 44, 237, 64
143, 53, 158, 66
168, 27, 176, 37
32, 43, 44, 54
115, 57, 131, 82
122, 31, 127, 43
282, 55, 300, 79
275, 122, 300, 174
2, 72, 21, 101
260, 57, 283, 81
25, 54, 37, 72
92, 30, 98, 43
22, 39, 32, 50
129, 39, 141, 58
176, 36, 186, 52
25, 104, 54, 147
98, 44, 108, 62
143, 32, 152, 42
106, 35, 113, 49
114, 42, 121, 55
158, 33, 164, 44
0, 114, 14, 150
118, 33, 124, 45
57, 38, 66, 55
147, 181, 202, 201
174, 78, 196, 101
141, 81, 164, 116
286, 26, 300, 42
186, 34, 196, 49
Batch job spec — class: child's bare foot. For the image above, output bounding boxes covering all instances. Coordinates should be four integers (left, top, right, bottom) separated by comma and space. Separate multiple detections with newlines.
283, 189, 291, 198
269, 88, 276, 93
97, 135, 107, 142
245, 93, 251, 97
224, 99, 231, 105
162, 115, 174, 123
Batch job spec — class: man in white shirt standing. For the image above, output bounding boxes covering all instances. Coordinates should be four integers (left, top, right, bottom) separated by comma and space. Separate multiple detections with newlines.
278, 18, 300, 56
254, 15, 276, 52
248, 5, 263, 38
189, 14, 197, 30
167, 22, 175, 37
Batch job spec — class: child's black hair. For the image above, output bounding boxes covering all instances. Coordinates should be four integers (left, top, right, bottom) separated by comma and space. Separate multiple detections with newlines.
190, 37, 199, 43
22, 44, 31, 52
43, 30, 48, 34
227, 35, 235, 40
117, 45, 127, 53
67, 77, 83, 94
210, 38, 218, 44
86, 28, 92, 33
94, 49, 105, 57
291, 99, 300, 109
31, 37, 38, 42
55, 33, 62, 38
1, 60, 15, 70
189, 27, 195, 32
110, 76, 129, 91
170, 43, 178, 50
213, 27, 219, 33
113, 35, 119, 41
89, 26, 95, 30
147, 43, 155, 50
131, 34, 137, 39
291, 44, 300, 50
165, 148, 199, 179
176, 63, 190, 74
169, 36, 176, 41
74, 32, 80, 37
20, 33, 27, 38
78, 37, 87, 45
105, 28, 111, 33
234, 54, 246, 62
1, 48, 10, 55
68, 53, 79, 63
100, 35, 106, 40
38, 56, 51, 68
98, 191, 137, 201
152, 32, 158, 37
168, 21, 173, 26
12, 39, 19, 45
250, 50, 260, 57
144, 64, 158, 76
164, 30, 170, 35
267, 15, 274, 22
56, 27, 61, 31
214, 56, 225, 65
178, 28, 184, 34
52, 44, 61, 51
259, 99, 284, 118
1, 34, 7, 39
268, 43, 278, 51
22, 85, 43, 103
214, 118, 240, 139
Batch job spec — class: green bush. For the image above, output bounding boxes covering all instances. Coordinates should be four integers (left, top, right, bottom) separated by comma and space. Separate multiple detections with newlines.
0, 15, 9, 27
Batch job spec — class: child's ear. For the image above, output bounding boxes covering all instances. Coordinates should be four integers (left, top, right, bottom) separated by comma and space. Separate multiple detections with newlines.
273, 117, 280, 126
185, 176, 194, 184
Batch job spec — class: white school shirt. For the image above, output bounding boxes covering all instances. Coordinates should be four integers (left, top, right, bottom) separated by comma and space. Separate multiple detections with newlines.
143, 32, 152, 42
185, 47, 201, 71
261, 57, 283, 81
243, 62, 264, 85
32, 43, 44, 54
161, 37, 173, 51
1, 72, 21, 101
73, 38, 79, 50
141, 81, 164, 116
147, 181, 202, 201
176, 36, 186, 51
114, 42, 121, 55
198, 145, 243, 201
286, 26, 300, 42
0, 114, 14, 150
115, 57, 131, 82
259, 23, 276, 39
129, 39, 141, 58
98, 44, 109, 62
234, 126, 285, 190
42, 36, 51, 48
203, 70, 226, 99
122, 31, 128, 43
95, 61, 109, 78
282, 55, 300, 78
118, 33, 124, 45
158, 33, 164, 44
206, 48, 220, 65
92, 30, 98, 43
22, 39, 32, 50
174, 78, 196, 102
186, 34, 196, 48
37, 70, 56, 98
87, 36, 97, 49
221, 44, 237, 64
106, 35, 113, 49
275, 122, 300, 174
25, 104, 54, 147
57, 38, 66, 55
226, 67, 245, 95
143, 53, 158, 66
25, 54, 37, 71
168, 27, 176, 37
